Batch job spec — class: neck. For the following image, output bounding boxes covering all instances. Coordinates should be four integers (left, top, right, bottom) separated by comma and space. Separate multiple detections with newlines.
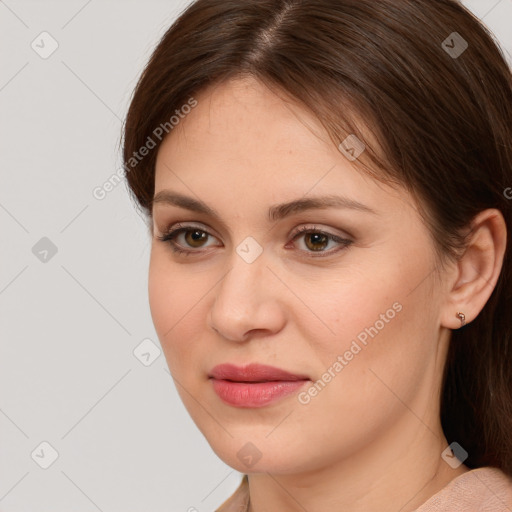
246, 412, 469, 512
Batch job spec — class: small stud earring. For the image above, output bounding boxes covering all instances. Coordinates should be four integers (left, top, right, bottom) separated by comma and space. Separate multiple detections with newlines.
456, 312, 466, 327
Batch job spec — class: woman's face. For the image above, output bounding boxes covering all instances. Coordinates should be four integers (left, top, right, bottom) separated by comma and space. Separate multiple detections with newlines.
149, 76, 450, 474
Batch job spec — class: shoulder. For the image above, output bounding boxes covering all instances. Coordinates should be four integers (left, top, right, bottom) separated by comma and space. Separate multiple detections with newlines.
415, 466, 512, 512
215, 468, 512, 512
215, 474, 249, 512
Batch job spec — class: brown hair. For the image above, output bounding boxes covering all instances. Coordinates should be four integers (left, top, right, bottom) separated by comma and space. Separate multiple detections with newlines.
122, 0, 512, 475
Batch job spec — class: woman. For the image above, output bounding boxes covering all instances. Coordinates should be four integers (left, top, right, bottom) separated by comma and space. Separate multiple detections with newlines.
122, 0, 512, 510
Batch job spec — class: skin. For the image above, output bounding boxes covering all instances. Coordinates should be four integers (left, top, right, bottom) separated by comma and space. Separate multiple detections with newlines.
148, 76, 507, 512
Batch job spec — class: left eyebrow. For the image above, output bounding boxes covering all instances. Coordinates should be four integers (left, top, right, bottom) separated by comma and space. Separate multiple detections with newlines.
151, 191, 378, 221
268, 195, 377, 220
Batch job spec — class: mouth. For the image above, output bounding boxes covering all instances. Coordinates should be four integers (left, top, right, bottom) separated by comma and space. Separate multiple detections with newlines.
208, 362, 310, 382
208, 363, 310, 407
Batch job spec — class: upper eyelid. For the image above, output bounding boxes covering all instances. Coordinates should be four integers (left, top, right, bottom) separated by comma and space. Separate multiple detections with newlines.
161, 222, 348, 239
162, 222, 221, 240
161, 223, 351, 249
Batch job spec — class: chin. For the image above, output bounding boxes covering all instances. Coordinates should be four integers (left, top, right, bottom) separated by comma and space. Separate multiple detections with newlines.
203, 432, 317, 475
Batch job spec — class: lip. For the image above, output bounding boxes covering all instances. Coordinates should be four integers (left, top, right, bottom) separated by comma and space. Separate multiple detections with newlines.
209, 363, 310, 408
209, 363, 310, 382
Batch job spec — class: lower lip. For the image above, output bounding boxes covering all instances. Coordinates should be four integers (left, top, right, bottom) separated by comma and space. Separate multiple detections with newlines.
210, 379, 309, 407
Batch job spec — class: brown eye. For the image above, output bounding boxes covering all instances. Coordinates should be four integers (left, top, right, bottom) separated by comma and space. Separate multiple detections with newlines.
290, 226, 353, 256
156, 224, 220, 255
184, 229, 209, 248
304, 233, 329, 251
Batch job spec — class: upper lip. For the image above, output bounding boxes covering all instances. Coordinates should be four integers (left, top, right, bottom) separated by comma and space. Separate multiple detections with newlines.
209, 363, 310, 382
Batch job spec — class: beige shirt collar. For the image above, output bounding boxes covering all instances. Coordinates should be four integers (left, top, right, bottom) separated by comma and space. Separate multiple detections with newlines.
215, 467, 512, 512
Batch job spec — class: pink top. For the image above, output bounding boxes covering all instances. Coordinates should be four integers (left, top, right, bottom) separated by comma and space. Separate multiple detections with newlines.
216, 467, 512, 512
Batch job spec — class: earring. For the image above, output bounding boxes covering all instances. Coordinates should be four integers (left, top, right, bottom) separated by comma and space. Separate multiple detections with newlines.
456, 312, 466, 327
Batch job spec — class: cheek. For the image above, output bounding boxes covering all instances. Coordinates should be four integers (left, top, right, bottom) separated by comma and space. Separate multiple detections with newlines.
292, 263, 410, 362
294, 247, 436, 402
148, 251, 212, 373
148, 254, 171, 338
282, 281, 436, 466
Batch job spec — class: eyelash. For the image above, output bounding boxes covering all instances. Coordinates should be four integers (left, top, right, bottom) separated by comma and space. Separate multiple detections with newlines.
156, 223, 353, 258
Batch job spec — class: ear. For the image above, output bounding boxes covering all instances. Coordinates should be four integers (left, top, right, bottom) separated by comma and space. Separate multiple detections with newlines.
440, 208, 507, 329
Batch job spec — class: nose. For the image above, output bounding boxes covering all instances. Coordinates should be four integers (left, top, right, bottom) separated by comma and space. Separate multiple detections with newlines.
208, 249, 286, 342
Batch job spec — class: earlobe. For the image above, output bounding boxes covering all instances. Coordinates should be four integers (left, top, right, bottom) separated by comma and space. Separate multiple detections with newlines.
440, 208, 507, 330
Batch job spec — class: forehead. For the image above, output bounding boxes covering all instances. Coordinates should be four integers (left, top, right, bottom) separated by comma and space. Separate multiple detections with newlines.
153, 76, 410, 217
161, 77, 326, 156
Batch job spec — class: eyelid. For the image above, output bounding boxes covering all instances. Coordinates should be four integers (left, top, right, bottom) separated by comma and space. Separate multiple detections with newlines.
157, 221, 220, 240
289, 223, 351, 240
157, 223, 222, 247
157, 221, 353, 257
287, 225, 353, 256
158, 221, 350, 241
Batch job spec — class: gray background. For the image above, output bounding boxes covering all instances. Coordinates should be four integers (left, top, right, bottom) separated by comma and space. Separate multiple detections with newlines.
0, 1, 511, 510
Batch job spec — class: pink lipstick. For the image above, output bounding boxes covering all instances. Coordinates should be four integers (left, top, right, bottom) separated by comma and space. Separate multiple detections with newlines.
209, 363, 310, 407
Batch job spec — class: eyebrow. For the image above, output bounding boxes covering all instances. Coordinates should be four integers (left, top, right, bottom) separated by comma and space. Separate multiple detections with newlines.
152, 190, 377, 221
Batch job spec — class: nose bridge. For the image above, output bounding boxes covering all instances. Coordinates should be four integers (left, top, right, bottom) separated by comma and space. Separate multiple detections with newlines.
216, 247, 267, 311
209, 244, 282, 340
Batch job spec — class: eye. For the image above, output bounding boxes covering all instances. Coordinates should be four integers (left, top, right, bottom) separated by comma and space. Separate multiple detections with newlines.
156, 223, 353, 257
156, 223, 220, 255
288, 225, 353, 256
